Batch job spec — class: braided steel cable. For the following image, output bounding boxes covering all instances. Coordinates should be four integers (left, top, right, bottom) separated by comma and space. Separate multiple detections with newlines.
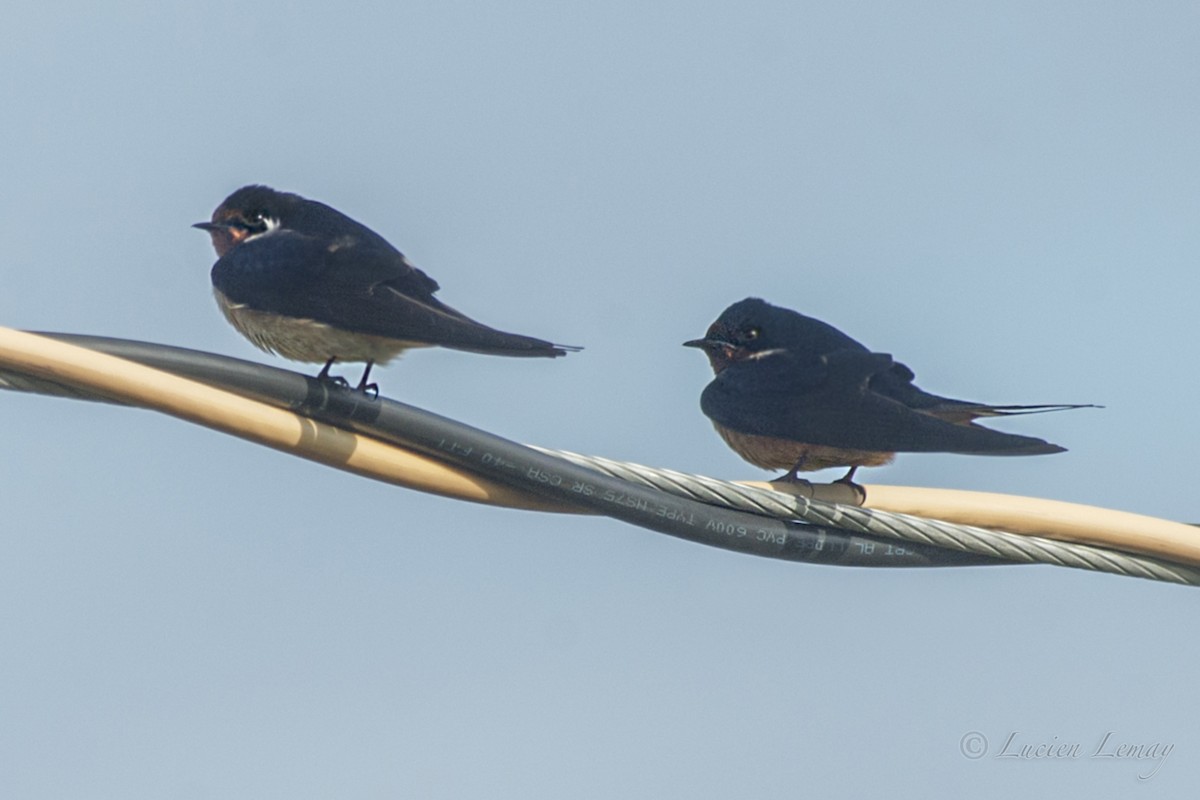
533, 448, 1200, 586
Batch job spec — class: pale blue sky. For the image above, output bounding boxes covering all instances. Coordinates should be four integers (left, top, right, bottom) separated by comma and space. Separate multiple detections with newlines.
2, 2, 1197, 797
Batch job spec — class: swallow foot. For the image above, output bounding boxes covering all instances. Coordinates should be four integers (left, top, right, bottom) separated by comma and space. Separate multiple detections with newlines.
316, 356, 339, 381
775, 456, 814, 486
318, 374, 351, 390
833, 466, 861, 487
774, 469, 813, 488
831, 467, 866, 503
311, 355, 354, 389
352, 361, 379, 398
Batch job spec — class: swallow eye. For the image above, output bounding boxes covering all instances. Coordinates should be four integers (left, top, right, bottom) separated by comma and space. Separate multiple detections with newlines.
745, 327, 761, 341
240, 210, 271, 232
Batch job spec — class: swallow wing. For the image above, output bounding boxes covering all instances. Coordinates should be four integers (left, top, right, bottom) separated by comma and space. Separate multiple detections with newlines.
700, 349, 1064, 455
323, 242, 572, 356
212, 230, 571, 357
287, 196, 445, 298
862, 357, 1096, 421
211, 229, 332, 312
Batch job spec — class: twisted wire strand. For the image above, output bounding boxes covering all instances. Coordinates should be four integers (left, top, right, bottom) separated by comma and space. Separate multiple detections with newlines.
533, 447, 1200, 586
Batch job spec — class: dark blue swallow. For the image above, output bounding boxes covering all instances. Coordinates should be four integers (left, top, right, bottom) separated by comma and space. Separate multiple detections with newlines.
685, 298, 1096, 483
195, 185, 578, 391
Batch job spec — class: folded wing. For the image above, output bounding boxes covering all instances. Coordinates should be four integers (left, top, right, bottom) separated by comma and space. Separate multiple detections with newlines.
701, 349, 1065, 455
212, 229, 575, 357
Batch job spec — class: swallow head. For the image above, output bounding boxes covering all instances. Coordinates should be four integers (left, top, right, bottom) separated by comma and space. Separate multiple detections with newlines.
193, 185, 298, 257
684, 298, 783, 373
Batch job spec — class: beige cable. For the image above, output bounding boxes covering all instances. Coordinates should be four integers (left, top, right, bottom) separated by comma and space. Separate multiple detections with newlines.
861, 485, 1200, 569
0, 327, 573, 513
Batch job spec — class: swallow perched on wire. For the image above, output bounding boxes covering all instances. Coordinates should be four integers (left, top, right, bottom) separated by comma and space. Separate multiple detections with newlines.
194, 185, 578, 392
685, 298, 1096, 483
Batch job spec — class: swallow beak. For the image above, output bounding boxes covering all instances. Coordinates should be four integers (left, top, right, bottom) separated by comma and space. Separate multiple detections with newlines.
193, 220, 243, 257
684, 336, 742, 374
683, 337, 732, 351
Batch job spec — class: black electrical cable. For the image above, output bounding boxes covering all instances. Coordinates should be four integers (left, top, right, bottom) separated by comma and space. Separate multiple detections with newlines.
26, 333, 1011, 568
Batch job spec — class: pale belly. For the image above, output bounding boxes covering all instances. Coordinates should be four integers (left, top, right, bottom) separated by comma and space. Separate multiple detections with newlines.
214, 289, 429, 364
713, 422, 895, 472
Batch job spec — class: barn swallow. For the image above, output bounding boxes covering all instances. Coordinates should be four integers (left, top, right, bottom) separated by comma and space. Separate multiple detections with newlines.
194, 185, 578, 392
685, 298, 1096, 483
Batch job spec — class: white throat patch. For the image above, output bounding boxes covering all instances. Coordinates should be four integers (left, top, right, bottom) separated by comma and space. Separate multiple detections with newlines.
746, 347, 788, 361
